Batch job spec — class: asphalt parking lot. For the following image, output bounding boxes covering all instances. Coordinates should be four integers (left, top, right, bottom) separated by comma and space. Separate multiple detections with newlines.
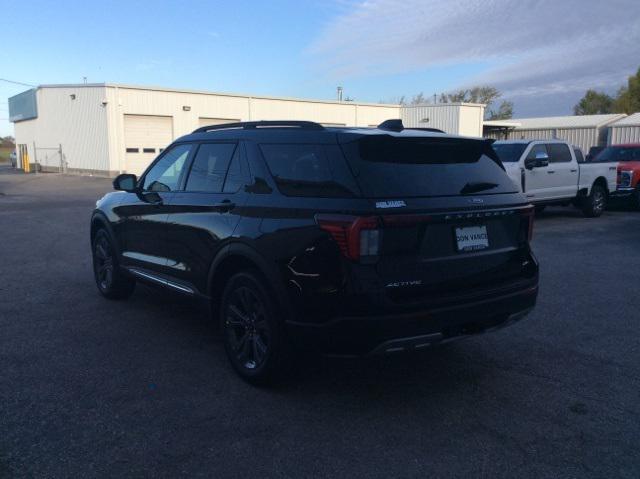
1, 167, 639, 478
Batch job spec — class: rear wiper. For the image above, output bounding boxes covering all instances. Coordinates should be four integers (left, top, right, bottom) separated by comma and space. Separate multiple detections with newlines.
460, 181, 499, 194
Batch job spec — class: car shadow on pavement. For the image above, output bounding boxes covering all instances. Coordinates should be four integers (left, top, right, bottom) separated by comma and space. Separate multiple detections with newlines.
121, 282, 485, 396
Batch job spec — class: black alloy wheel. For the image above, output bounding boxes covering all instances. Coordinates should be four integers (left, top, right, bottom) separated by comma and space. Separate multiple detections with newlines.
225, 285, 271, 370
94, 233, 114, 292
220, 271, 289, 385
92, 229, 135, 299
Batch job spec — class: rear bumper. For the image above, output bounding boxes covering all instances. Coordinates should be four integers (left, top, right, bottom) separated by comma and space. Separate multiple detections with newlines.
610, 187, 636, 198
285, 281, 538, 356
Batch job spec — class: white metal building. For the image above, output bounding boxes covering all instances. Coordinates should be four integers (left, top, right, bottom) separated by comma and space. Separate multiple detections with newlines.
401, 103, 485, 137
608, 113, 640, 145
484, 114, 627, 153
10, 84, 402, 177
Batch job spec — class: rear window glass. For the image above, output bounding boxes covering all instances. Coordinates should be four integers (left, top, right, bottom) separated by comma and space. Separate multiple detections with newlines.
596, 146, 640, 162
341, 136, 518, 198
259, 144, 359, 197
492, 143, 527, 162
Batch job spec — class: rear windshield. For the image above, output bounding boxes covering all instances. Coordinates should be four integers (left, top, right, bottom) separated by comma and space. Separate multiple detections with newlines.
492, 143, 527, 163
341, 136, 518, 198
596, 146, 640, 162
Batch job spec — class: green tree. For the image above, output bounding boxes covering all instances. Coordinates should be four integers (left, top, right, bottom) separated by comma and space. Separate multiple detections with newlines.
573, 90, 615, 115
613, 67, 640, 114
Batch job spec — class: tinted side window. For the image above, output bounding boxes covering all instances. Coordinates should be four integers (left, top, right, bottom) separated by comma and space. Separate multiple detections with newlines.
143, 144, 192, 192
259, 144, 358, 198
526, 144, 548, 160
223, 146, 251, 193
547, 144, 572, 163
185, 143, 236, 193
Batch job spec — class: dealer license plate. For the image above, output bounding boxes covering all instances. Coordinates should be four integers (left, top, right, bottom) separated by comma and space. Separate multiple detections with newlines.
455, 225, 489, 252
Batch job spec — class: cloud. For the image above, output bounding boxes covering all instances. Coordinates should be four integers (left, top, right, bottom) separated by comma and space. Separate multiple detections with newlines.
310, 0, 640, 115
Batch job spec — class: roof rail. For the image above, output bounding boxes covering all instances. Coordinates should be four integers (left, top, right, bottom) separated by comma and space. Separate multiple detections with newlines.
193, 120, 325, 134
377, 119, 445, 134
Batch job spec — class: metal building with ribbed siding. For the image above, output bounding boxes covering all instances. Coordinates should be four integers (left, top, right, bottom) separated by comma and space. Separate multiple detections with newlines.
10, 83, 402, 177
609, 113, 640, 145
401, 103, 485, 137
484, 114, 627, 153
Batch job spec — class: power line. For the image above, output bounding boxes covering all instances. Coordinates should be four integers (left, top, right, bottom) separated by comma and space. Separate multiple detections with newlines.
0, 78, 36, 87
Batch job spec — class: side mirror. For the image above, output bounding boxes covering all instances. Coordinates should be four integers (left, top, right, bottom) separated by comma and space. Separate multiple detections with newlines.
536, 157, 549, 168
525, 153, 549, 169
113, 173, 138, 192
535, 151, 550, 164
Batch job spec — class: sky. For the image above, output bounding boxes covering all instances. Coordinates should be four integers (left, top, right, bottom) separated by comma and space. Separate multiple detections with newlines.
2, 0, 639, 136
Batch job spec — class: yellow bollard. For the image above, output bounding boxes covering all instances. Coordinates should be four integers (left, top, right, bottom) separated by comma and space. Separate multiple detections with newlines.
23, 152, 30, 173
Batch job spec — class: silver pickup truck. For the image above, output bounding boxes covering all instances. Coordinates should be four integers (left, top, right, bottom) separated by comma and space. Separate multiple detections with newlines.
492, 140, 618, 217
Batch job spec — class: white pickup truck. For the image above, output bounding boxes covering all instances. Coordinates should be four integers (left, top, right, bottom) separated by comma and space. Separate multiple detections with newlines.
492, 140, 618, 217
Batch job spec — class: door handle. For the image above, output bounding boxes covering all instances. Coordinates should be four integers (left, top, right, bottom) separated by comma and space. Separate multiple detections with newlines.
547, 170, 555, 174
213, 199, 235, 212
570, 169, 578, 173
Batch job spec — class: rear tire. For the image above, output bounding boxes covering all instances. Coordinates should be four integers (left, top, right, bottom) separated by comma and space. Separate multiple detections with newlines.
581, 184, 606, 217
92, 229, 135, 299
220, 271, 291, 386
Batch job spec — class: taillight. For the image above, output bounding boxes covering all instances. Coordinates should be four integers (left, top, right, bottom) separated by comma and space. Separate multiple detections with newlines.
520, 206, 534, 242
316, 215, 381, 261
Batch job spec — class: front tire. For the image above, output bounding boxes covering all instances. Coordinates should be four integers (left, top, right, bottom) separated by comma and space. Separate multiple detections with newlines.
92, 229, 135, 299
581, 184, 606, 217
220, 271, 290, 386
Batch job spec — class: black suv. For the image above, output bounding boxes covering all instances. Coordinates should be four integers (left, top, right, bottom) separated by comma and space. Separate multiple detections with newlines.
91, 120, 538, 384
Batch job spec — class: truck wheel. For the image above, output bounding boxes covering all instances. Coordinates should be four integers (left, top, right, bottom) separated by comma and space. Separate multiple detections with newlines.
581, 184, 606, 218
92, 229, 136, 299
634, 187, 640, 210
220, 271, 291, 386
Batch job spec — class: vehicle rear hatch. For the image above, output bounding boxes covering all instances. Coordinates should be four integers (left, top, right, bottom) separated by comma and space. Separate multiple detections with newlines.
336, 132, 535, 306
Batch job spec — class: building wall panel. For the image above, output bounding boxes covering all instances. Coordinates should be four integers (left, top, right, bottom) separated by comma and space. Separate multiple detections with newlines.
610, 126, 640, 145
105, 86, 399, 173
14, 86, 110, 173
401, 105, 460, 134
401, 104, 485, 136
504, 127, 603, 153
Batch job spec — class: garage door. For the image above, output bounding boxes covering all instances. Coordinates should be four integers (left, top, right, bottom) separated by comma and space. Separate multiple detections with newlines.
124, 115, 174, 176
198, 117, 240, 128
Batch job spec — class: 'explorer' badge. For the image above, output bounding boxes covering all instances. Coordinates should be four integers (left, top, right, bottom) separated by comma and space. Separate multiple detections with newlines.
376, 200, 406, 209
469, 198, 484, 204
